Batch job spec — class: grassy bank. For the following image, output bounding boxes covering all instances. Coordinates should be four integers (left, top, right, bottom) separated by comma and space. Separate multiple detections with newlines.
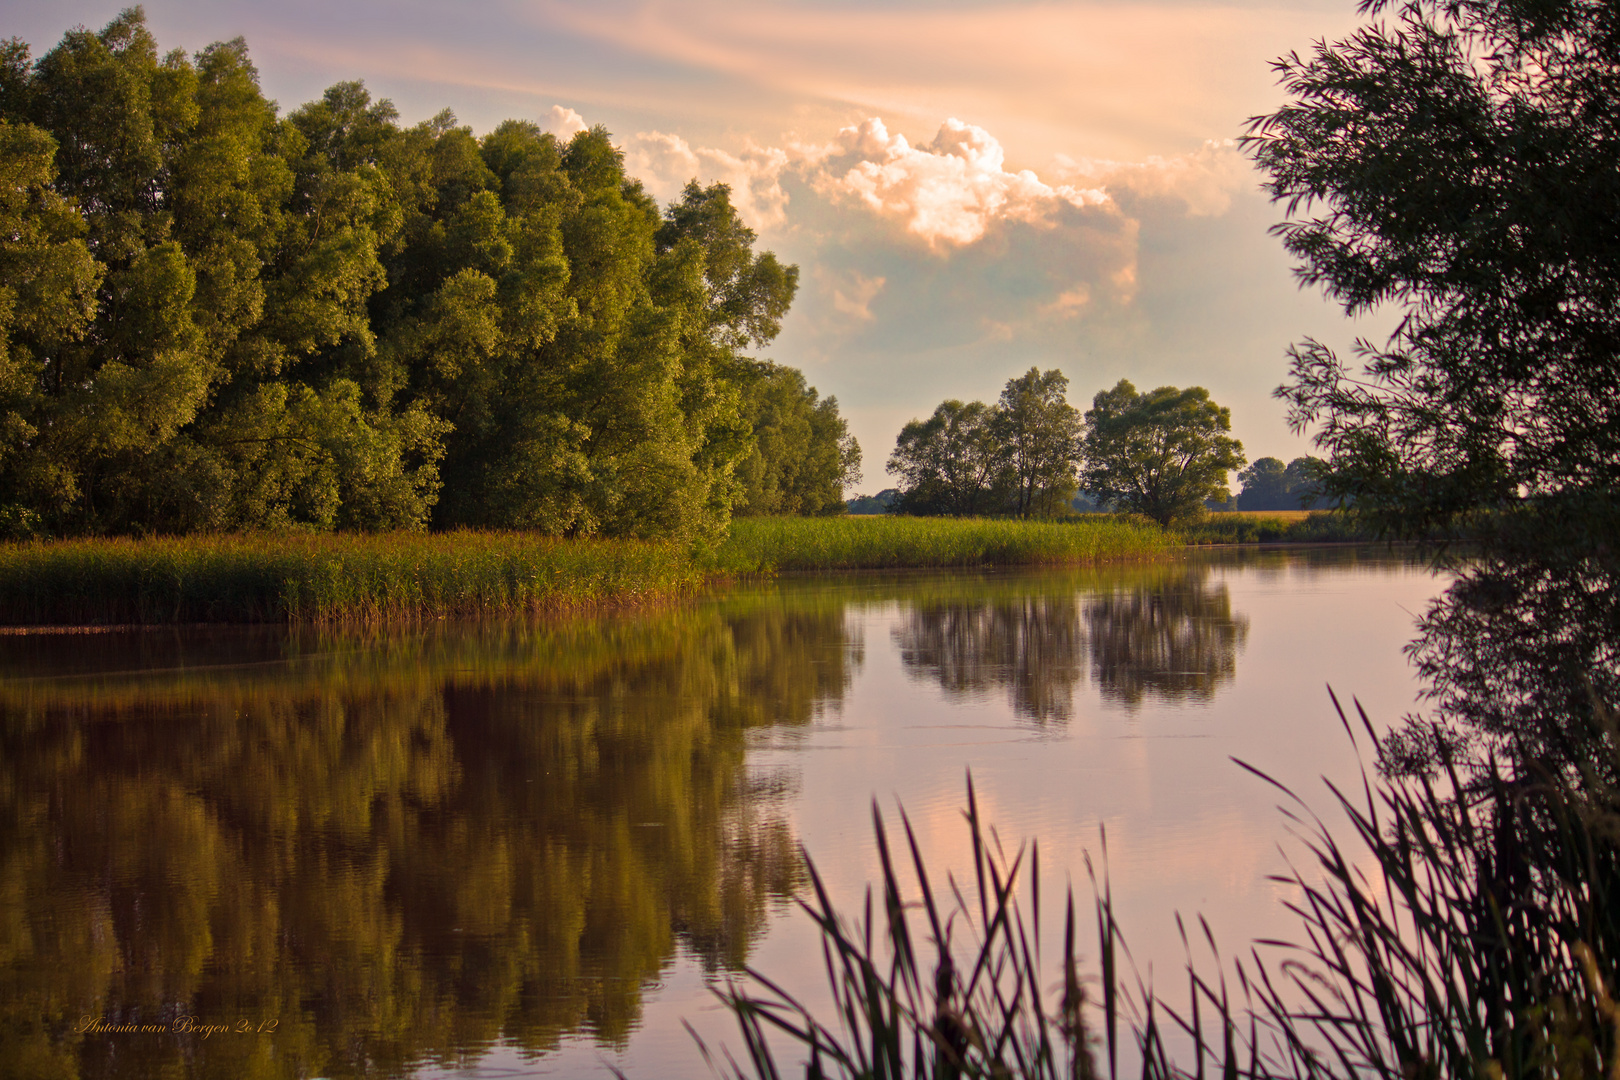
1178, 508, 1373, 544
713, 514, 1175, 572
0, 531, 702, 625
0, 512, 1332, 626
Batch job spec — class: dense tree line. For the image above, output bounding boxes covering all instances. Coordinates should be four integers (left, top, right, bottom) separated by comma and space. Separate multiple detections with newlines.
0, 9, 855, 541
884, 370, 1246, 526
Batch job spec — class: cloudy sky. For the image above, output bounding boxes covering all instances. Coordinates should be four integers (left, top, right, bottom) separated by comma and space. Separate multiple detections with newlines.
9, 0, 1389, 490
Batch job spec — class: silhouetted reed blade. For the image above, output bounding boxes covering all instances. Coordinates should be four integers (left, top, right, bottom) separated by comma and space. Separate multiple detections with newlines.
706, 700, 1620, 1080
691, 774, 1101, 1079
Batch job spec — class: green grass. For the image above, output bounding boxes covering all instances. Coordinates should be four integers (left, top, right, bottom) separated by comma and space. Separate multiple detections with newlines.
713, 515, 1176, 572
1178, 509, 1374, 545
0, 530, 703, 625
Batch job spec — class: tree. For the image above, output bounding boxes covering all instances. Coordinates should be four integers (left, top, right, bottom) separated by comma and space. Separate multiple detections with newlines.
1247, 0, 1620, 773
1080, 379, 1245, 526
994, 367, 1083, 518
888, 399, 1008, 516
1235, 455, 1328, 510
732, 361, 861, 516
888, 368, 1081, 518
1248, 0, 1620, 546
0, 10, 808, 542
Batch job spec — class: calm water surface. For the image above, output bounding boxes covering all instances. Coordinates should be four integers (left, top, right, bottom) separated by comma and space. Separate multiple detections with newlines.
0, 548, 1445, 1078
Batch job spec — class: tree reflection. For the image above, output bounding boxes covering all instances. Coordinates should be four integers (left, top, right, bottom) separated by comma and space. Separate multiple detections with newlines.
1383, 553, 1620, 780
893, 566, 1248, 720
1085, 569, 1249, 708
896, 595, 1085, 722
0, 598, 855, 1078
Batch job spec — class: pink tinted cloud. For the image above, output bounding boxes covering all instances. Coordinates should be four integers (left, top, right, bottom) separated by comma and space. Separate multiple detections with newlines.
813, 117, 1110, 248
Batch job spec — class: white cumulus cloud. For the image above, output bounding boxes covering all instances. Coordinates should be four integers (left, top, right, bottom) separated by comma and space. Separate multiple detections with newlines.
544, 105, 588, 140
1054, 140, 1253, 217
810, 118, 1111, 249
623, 131, 791, 230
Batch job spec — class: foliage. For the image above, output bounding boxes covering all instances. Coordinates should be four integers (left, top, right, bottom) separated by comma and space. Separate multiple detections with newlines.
1247, 0, 1620, 777
0, 10, 824, 542
890, 399, 1011, 516
1080, 379, 1246, 527
1235, 456, 1329, 511
1248, 0, 1620, 548
1180, 509, 1372, 545
713, 515, 1175, 573
733, 361, 861, 517
997, 367, 1086, 518
889, 369, 1082, 518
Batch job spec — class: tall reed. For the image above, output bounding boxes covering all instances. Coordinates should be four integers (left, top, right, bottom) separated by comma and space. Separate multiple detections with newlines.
0, 531, 702, 624
711, 698, 1620, 1080
715, 516, 1174, 573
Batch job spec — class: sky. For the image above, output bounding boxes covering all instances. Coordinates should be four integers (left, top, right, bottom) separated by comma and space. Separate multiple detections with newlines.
6, 0, 1391, 491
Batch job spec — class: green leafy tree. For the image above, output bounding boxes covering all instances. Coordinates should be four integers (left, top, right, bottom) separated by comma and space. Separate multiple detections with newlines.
1248, 0, 1620, 777
1080, 379, 1245, 526
0, 10, 806, 542
994, 366, 1083, 518
733, 361, 861, 516
888, 399, 1009, 516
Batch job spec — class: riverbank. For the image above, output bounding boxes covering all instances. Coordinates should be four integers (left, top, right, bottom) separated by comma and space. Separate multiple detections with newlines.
0, 513, 1343, 625
0, 531, 704, 625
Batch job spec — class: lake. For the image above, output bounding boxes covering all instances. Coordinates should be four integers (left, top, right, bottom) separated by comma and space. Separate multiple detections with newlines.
0, 547, 1446, 1079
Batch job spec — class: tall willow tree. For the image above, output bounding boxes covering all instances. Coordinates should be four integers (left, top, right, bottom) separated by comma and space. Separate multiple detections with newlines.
0, 8, 803, 542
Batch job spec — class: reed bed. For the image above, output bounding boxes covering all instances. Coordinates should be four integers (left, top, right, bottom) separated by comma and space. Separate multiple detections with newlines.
1179, 510, 1373, 546
715, 515, 1174, 573
712, 699, 1620, 1080
0, 530, 703, 624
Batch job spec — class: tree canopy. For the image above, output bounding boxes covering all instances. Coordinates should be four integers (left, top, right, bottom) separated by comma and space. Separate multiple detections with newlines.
1248, 0, 1620, 774
887, 368, 1082, 518
0, 9, 848, 541
1249, 0, 1620, 546
1080, 380, 1245, 526
731, 361, 861, 517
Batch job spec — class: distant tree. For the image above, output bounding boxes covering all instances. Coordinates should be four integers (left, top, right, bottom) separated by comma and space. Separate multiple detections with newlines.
732, 361, 860, 516
888, 399, 1008, 516
889, 368, 1082, 518
845, 488, 900, 515
1080, 379, 1245, 526
994, 367, 1083, 518
1234, 455, 1328, 510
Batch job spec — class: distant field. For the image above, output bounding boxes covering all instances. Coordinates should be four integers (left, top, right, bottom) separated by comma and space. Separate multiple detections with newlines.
1207, 510, 1319, 521
1180, 509, 1371, 545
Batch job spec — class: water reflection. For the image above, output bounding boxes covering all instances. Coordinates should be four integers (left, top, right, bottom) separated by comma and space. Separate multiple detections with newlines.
1385, 553, 1620, 779
0, 604, 856, 1078
1086, 567, 1249, 708
894, 565, 1248, 720
0, 559, 1278, 1078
